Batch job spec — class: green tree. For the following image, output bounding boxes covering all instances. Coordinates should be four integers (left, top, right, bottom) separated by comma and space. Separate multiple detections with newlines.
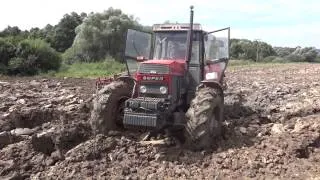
0, 26, 21, 37
0, 38, 16, 73
51, 12, 87, 52
255, 41, 276, 61
239, 40, 256, 60
68, 7, 142, 62
230, 39, 243, 59
290, 46, 318, 62
29, 27, 45, 39
230, 39, 276, 61
39, 24, 55, 45
273, 47, 295, 57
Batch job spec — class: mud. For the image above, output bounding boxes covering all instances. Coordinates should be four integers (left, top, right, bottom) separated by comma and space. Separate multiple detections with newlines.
1, 64, 320, 179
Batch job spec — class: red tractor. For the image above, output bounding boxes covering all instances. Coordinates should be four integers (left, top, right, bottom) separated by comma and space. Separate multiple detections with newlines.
90, 6, 230, 150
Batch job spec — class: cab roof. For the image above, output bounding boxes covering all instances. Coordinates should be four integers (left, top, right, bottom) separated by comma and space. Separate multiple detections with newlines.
152, 23, 202, 32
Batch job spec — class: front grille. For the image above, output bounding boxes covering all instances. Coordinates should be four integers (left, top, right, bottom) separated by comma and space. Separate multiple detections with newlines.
123, 113, 158, 127
139, 64, 169, 74
143, 84, 163, 94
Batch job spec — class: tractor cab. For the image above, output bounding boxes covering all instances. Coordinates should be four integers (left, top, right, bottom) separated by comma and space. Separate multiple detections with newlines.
152, 24, 202, 61
124, 24, 204, 76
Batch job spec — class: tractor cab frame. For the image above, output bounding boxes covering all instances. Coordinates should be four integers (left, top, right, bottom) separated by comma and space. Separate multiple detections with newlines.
123, 24, 230, 100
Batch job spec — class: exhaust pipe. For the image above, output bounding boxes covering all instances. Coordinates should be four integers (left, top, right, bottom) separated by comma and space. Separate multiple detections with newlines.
184, 6, 194, 104
185, 5, 194, 67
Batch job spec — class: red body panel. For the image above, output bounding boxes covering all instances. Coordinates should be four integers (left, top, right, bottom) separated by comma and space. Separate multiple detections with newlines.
141, 59, 186, 76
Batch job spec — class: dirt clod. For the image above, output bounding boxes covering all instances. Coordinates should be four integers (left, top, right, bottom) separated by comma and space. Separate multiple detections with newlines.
31, 134, 55, 155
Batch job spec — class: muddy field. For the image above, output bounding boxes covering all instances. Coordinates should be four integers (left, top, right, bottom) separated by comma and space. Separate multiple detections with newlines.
1, 63, 320, 179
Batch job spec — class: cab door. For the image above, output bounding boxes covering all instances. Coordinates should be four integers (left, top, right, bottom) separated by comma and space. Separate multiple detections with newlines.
124, 29, 152, 76
203, 27, 230, 83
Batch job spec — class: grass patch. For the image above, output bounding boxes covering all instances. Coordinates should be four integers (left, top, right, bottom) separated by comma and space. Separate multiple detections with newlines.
228, 60, 257, 66
52, 60, 125, 78
41, 58, 319, 78
228, 60, 278, 70
228, 59, 309, 69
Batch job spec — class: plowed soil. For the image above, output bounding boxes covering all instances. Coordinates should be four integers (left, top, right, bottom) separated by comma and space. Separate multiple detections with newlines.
1, 63, 320, 180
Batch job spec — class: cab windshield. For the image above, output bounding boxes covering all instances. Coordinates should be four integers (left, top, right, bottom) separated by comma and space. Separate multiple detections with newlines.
153, 31, 201, 63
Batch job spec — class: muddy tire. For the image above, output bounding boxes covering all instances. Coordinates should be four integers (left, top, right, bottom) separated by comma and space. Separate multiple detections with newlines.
90, 81, 132, 135
185, 87, 224, 150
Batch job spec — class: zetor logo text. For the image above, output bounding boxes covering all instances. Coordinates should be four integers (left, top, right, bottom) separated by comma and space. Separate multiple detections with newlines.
142, 76, 164, 81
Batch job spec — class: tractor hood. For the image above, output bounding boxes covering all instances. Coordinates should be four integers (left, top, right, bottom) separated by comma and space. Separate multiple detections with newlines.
140, 59, 186, 76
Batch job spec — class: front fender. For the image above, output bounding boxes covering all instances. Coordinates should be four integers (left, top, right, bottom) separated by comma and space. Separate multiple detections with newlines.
117, 75, 136, 88
117, 75, 138, 98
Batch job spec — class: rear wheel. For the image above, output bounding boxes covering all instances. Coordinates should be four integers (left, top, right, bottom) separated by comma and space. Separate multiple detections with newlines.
185, 86, 223, 150
90, 81, 132, 135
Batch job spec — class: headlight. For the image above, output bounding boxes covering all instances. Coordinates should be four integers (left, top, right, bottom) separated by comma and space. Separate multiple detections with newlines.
140, 85, 147, 93
205, 72, 218, 80
159, 86, 168, 94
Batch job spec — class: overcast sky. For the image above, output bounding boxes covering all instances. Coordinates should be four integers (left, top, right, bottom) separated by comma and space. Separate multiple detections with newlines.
1, 0, 319, 48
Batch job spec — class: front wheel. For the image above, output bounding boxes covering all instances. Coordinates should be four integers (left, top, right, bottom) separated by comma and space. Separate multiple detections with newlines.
184, 86, 224, 150
90, 81, 132, 135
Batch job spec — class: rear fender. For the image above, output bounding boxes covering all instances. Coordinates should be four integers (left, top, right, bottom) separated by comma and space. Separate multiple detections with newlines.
204, 58, 228, 84
199, 80, 223, 96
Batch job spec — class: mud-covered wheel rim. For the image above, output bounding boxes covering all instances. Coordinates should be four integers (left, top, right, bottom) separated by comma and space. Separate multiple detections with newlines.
116, 96, 129, 127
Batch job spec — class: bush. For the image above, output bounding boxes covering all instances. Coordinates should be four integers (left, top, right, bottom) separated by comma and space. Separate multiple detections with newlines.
285, 54, 304, 62
271, 57, 289, 63
62, 46, 86, 64
315, 57, 320, 63
0, 63, 8, 74
8, 57, 37, 75
228, 59, 255, 66
261, 56, 277, 62
7, 39, 61, 75
0, 38, 16, 73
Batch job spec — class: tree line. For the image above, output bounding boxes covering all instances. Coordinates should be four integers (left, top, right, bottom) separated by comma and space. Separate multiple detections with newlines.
0, 8, 143, 75
230, 39, 319, 62
0, 7, 319, 75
